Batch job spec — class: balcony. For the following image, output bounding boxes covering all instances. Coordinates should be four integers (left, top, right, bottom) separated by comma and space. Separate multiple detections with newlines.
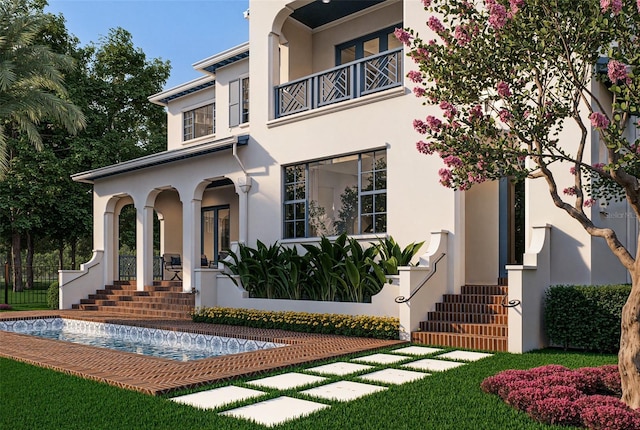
275, 48, 403, 119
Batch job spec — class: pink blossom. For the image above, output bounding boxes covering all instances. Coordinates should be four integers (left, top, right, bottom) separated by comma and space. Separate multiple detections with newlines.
454, 26, 472, 46
413, 86, 426, 97
410, 47, 430, 63
601, 0, 623, 13
584, 198, 596, 207
394, 28, 413, 45
590, 112, 610, 130
413, 119, 428, 134
499, 109, 512, 122
428, 16, 445, 34
439, 101, 458, 120
426, 115, 443, 132
497, 81, 511, 98
421, 0, 432, 7
509, 0, 524, 13
592, 162, 606, 172
607, 59, 631, 84
468, 104, 483, 121
638, 0, 640, 13
416, 140, 435, 154
563, 187, 577, 196
569, 166, 577, 175
486, 0, 509, 30
438, 168, 453, 187
443, 155, 463, 167
407, 70, 422, 83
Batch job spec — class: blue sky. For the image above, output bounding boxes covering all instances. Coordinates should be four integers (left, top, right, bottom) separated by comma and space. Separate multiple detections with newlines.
45, 0, 250, 90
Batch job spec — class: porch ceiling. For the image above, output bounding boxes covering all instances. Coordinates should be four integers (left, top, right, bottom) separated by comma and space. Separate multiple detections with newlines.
290, 0, 387, 29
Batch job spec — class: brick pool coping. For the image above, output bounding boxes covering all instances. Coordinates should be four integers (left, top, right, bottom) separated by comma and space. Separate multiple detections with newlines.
0, 310, 405, 396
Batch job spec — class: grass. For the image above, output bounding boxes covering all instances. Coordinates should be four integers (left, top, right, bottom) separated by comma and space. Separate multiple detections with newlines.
0, 347, 617, 430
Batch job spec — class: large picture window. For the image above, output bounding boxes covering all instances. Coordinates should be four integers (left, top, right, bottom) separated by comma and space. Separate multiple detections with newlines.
336, 24, 402, 65
183, 103, 214, 141
283, 150, 387, 239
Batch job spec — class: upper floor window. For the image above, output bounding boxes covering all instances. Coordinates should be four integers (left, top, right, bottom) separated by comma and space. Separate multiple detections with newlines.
283, 150, 387, 239
336, 24, 402, 66
230, 76, 249, 126
183, 103, 214, 141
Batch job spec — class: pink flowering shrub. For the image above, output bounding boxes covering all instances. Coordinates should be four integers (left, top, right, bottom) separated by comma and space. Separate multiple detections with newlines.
481, 364, 638, 429
528, 397, 583, 426
0, 303, 12, 310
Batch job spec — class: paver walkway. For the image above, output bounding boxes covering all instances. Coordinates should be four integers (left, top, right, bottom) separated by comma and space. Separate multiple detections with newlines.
0, 310, 403, 395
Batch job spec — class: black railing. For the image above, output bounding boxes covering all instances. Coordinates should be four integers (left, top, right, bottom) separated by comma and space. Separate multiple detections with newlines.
1, 263, 61, 306
118, 255, 163, 281
394, 253, 446, 304
275, 48, 403, 118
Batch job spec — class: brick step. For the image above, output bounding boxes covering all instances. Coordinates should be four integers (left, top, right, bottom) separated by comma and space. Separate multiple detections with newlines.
412, 331, 508, 352
442, 294, 504, 304
72, 304, 99, 311
114, 301, 193, 311
94, 306, 190, 319
96, 289, 150, 297
140, 291, 191, 298
427, 311, 508, 325
419, 321, 507, 337
151, 281, 183, 288
435, 302, 506, 314
461, 285, 508, 295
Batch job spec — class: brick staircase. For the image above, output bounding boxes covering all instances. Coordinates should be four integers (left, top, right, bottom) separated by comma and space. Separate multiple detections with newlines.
411, 285, 508, 352
71, 280, 194, 319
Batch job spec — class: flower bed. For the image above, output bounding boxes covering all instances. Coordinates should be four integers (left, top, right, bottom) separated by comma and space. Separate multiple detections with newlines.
191, 306, 400, 340
481, 364, 638, 429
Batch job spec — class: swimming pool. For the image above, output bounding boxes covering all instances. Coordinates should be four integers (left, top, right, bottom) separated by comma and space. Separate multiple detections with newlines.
0, 318, 286, 362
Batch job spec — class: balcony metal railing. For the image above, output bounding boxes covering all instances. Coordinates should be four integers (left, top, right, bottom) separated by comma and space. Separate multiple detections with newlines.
275, 48, 403, 118
118, 255, 163, 281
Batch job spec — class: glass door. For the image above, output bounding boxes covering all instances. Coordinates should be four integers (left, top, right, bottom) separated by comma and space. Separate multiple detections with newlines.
201, 205, 230, 265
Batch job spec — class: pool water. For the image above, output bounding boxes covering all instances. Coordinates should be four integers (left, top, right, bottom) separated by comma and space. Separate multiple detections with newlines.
0, 318, 285, 362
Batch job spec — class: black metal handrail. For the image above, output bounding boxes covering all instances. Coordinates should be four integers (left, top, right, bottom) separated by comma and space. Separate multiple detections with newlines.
394, 253, 446, 304
501, 294, 521, 308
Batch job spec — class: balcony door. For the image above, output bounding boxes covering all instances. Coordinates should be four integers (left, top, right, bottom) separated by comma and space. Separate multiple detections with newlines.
201, 205, 230, 264
336, 24, 402, 65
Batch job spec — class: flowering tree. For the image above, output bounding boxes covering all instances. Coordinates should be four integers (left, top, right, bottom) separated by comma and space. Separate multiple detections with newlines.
397, 0, 639, 408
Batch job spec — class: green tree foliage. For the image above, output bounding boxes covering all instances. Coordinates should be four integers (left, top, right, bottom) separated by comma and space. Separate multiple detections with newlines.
398, 0, 638, 408
0, 0, 85, 175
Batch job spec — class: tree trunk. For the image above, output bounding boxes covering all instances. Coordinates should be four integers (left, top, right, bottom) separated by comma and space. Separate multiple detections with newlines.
58, 240, 64, 271
26, 233, 34, 290
71, 239, 77, 270
11, 231, 23, 292
619, 271, 640, 409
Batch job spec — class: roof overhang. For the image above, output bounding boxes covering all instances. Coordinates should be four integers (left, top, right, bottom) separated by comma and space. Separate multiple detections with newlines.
290, 0, 387, 29
149, 76, 215, 106
72, 135, 249, 184
193, 42, 250, 75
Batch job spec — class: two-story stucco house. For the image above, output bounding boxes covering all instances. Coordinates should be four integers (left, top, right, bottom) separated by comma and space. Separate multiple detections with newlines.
60, 0, 636, 353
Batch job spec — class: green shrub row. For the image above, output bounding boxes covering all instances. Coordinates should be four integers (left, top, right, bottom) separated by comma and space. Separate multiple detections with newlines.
47, 281, 59, 310
223, 234, 422, 303
191, 306, 400, 340
544, 284, 630, 353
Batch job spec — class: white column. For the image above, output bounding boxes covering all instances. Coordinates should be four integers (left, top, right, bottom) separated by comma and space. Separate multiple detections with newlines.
236, 176, 252, 244
103, 209, 115, 286
181, 198, 202, 292
136, 205, 154, 291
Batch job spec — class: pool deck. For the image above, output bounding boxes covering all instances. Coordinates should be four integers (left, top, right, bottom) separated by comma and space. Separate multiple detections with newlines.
0, 310, 404, 396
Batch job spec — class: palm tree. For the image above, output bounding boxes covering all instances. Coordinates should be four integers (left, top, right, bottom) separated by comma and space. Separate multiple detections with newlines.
0, 0, 85, 176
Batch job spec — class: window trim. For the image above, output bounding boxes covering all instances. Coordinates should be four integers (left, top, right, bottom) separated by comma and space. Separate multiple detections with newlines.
282, 149, 387, 239
182, 101, 215, 142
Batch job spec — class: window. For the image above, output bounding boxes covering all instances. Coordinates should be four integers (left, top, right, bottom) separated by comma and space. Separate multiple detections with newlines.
229, 77, 249, 126
183, 103, 214, 141
283, 150, 387, 239
336, 25, 402, 66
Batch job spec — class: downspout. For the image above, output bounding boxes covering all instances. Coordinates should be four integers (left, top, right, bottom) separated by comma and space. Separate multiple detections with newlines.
232, 140, 252, 244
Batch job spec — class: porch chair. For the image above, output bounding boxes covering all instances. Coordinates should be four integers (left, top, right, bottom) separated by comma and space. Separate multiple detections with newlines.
200, 254, 216, 268
162, 253, 182, 281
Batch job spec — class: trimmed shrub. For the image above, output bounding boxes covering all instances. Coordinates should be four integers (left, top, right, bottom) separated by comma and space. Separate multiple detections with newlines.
47, 282, 59, 310
481, 364, 639, 430
544, 284, 630, 353
191, 306, 400, 340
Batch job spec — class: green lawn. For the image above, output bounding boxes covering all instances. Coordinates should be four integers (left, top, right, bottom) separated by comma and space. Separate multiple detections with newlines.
0, 347, 617, 430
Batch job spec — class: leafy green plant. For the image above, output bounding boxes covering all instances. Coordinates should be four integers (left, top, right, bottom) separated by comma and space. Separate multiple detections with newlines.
302, 234, 349, 301
374, 237, 424, 275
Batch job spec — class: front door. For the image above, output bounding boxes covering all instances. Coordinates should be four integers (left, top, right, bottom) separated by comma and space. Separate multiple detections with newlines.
499, 178, 525, 278
201, 205, 230, 264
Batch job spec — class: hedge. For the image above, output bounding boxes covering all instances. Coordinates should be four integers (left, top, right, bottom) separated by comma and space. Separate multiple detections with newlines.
544, 284, 630, 353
